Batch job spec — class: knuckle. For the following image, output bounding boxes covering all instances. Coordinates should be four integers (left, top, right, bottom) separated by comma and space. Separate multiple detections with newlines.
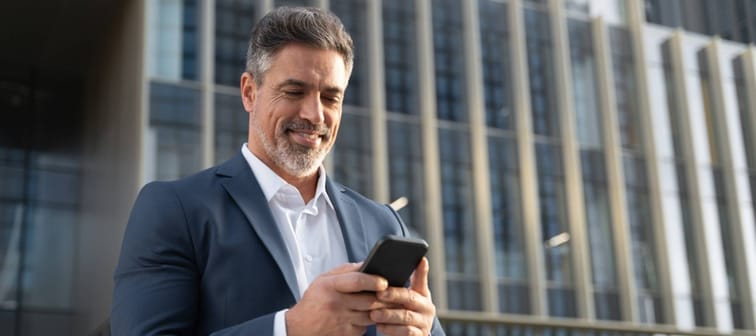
404, 309, 414, 324
406, 288, 416, 304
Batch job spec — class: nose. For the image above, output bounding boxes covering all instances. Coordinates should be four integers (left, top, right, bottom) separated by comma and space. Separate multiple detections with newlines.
300, 93, 325, 125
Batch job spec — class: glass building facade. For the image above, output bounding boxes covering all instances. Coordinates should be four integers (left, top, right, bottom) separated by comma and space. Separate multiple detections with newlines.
3, 0, 756, 335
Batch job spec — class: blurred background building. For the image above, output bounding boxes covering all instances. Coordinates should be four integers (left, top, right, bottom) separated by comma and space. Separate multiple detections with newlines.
1, 0, 756, 335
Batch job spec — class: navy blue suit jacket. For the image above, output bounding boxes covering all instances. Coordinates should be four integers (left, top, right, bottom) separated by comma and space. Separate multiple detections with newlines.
111, 154, 445, 335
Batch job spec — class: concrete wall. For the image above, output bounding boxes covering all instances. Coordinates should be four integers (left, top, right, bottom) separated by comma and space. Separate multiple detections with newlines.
75, 0, 145, 334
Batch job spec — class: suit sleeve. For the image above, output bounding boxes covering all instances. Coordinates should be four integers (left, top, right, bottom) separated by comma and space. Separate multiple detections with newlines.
383, 205, 447, 336
111, 182, 278, 335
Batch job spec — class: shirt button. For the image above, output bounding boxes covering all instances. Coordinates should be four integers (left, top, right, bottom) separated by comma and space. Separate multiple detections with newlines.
304, 255, 313, 263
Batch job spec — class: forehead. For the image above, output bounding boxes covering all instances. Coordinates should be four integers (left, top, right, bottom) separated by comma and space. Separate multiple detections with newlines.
265, 43, 349, 88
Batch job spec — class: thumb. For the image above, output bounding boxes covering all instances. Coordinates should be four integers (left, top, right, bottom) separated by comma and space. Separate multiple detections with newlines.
410, 257, 430, 297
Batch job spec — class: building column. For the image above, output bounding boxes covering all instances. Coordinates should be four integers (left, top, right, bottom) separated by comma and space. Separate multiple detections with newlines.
509, 0, 547, 316
461, 0, 497, 313
704, 39, 756, 330
591, 16, 637, 323
314, 0, 329, 9
547, 0, 593, 319
626, 0, 679, 325
666, 31, 729, 331
738, 47, 756, 328
366, 0, 389, 204
200, 0, 216, 168
416, 0, 447, 311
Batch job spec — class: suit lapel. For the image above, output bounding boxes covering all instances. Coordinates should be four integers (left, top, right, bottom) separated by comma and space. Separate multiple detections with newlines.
217, 155, 301, 300
326, 178, 369, 262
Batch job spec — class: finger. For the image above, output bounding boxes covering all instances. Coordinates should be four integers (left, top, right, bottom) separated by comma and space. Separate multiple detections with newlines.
342, 292, 397, 311
376, 324, 424, 336
323, 262, 362, 275
344, 310, 374, 327
329, 272, 389, 293
370, 308, 425, 327
377, 287, 432, 313
410, 257, 430, 297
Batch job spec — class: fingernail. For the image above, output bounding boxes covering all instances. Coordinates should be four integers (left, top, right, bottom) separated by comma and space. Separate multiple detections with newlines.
379, 291, 390, 299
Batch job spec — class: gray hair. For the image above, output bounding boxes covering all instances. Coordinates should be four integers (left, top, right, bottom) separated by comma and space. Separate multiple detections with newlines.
245, 6, 354, 85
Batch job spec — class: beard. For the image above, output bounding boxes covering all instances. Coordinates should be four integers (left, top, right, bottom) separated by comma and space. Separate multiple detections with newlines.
251, 113, 333, 178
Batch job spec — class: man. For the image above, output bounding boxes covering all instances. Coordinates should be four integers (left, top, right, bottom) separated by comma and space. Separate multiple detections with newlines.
111, 6, 445, 336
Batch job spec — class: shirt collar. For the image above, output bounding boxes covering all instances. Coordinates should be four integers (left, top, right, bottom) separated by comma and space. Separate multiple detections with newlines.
241, 143, 333, 209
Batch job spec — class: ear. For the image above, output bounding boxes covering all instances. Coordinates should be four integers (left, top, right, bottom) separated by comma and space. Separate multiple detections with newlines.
240, 72, 257, 112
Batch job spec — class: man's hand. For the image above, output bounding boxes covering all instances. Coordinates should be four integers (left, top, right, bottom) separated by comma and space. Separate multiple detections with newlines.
285, 263, 391, 336
370, 257, 436, 336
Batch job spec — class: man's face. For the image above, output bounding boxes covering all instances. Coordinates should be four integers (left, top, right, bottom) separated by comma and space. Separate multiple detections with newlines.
241, 43, 348, 179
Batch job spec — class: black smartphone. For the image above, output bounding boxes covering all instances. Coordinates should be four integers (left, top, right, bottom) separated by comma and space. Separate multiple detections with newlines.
359, 235, 429, 287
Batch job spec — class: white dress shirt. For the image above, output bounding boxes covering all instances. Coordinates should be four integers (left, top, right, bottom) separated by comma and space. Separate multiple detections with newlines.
241, 144, 349, 335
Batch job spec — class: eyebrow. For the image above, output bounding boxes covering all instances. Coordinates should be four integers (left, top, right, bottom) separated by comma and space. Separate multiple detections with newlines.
276, 78, 344, 96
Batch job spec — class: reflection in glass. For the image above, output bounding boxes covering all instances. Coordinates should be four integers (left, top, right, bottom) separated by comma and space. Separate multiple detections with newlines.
215, 0, 256, 86
479, 0, 514, 129
149, 83, 202, 180
525, 9, 559, 137
535, 143, 575, 317
330, 0, 367, 107
332, 111, 373, 198
383, 0, 418, 115
214, 92, 247, 163
432, 0, 467, 122
439, 127, 480, 311
387, 120, 425, 237
488, 135, 528, 314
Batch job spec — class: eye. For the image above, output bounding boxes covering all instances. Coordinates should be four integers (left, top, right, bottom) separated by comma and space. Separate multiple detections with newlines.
283, 91, 304, 97
322, 95, 341, 105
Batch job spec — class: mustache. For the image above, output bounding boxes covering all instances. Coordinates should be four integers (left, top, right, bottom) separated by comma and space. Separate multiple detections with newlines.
284, 119, 330, 136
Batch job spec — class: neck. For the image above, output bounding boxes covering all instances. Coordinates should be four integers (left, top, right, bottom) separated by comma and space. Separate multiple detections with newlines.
281, 170, 319, 203
246, 143, 322, 203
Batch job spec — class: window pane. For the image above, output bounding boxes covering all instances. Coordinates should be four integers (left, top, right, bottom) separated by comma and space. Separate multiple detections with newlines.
488, 135, 528, 314
148, 0, 200, 80
535, 143, 575, 317
610, 27, 641, 151
215, 0, 256, 86
525, 9, 559, 137
332, 110, 373, 197
580, 150, 620, 320
330, 0, 367, 107
479, 0, 514, 129
149, 83, 202, 180
214, 92, 247, 163
21, 207, 76, 309
387, 120, 425, 237
432, 0, 467, 122
624, 156, 663, 323
568, 19, 602, 148
383, 0, 418, 115
439, 127, 480, 310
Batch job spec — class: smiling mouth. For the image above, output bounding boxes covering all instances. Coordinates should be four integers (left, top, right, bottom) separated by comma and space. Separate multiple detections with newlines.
287, 129, 324, 148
